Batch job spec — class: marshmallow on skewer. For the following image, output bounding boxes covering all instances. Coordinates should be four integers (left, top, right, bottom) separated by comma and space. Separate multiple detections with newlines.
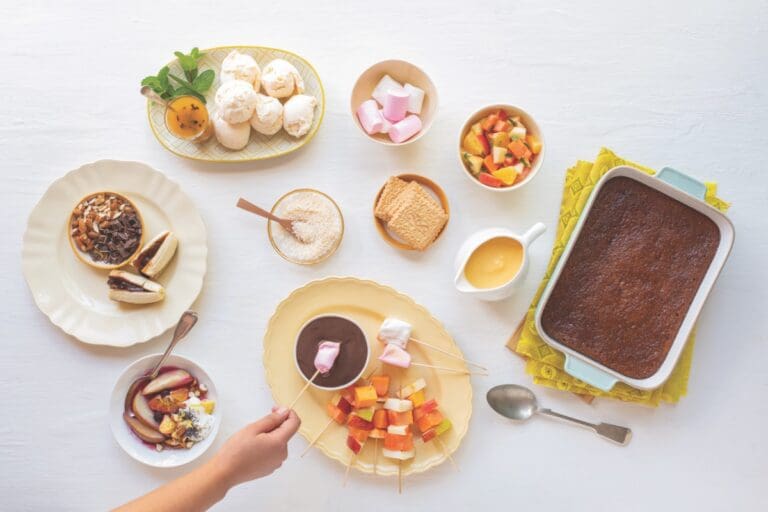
378, 344, 411, 368
314, 341, 341, 374
378, 318, 412, 349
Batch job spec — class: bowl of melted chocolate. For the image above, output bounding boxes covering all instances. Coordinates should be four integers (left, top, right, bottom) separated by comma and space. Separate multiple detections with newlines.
294, 315, 370, 390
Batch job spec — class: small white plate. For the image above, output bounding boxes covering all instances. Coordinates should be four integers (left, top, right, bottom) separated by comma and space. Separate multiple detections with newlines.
110, 353, 221, 468
22, 160, 208, 346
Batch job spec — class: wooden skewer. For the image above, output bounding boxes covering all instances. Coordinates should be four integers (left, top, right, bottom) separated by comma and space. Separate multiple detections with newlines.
343, 454, 354, 487
288, 369, 319, 410
410, 362, 488, 376
436, 437, 458, 471
301, 416, 334, 458
408, 337, 488, 371
373, 438, 378, 475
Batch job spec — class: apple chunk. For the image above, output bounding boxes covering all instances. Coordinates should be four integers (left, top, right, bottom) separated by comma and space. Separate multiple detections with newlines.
132, 391, 160, 429
123, 412, 166, 444
142, 369, 193, 396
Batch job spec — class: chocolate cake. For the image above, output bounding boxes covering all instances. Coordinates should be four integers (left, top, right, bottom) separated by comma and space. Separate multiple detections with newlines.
541, 176, 720, 379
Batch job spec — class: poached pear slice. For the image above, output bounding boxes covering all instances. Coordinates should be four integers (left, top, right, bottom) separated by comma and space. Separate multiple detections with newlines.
142, 369, 193, 396
123, 412, 166, 444
132, 391, 160, 429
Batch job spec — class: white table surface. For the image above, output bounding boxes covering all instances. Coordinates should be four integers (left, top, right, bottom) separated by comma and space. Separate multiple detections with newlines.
2, 1, 767, 510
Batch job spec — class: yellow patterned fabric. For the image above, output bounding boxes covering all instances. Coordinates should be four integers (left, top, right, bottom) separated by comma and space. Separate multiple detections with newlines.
510, 148, 730, 406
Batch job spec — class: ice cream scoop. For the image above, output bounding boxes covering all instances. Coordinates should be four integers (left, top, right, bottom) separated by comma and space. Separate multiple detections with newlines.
215, 80, 258, 124
262, 59, 305, 98
314, 341, 341, 374
220, 50, 261, 89
378, 343, 411, 368
378, 318, 412, 349
250, 93, 283, 135
283, 94, 317, 138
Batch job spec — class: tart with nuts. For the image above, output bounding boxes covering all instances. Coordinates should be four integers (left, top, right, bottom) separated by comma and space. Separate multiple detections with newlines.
67, 192, 144, 269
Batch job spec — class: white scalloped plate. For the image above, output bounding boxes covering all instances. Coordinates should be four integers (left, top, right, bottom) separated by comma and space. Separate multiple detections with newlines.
263, 277, 472, 476
147, 45, 325, 162
22, 160, 208, 346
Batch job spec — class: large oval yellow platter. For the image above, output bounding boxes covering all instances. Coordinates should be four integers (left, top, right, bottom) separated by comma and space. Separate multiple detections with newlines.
147, 45, 325, 162
263, 277, 472, 476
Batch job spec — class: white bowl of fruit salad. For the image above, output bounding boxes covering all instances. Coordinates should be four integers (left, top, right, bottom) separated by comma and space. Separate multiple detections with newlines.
459, 104, 544, 192
110, 353, 221, 468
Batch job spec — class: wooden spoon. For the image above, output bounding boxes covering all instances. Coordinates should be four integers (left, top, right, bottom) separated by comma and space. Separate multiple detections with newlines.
236, 197, 302, 240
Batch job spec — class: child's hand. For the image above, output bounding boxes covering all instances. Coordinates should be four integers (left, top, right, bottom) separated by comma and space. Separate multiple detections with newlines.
213, 407, 301, 487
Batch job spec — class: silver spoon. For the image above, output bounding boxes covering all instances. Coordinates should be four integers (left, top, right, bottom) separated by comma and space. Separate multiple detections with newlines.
486, 384, 632, 445
123, 310, 198, 413
236, 197, 304, 241
140, 85, 177, 113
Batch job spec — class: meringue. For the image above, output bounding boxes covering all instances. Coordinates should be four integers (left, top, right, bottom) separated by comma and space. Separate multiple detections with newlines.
261, 59, 305, 98
250, 93, 283, 135
213, 112, 251, 150
283, 94, 317, 138
220, 50, 261, 89
215, 80, 258, 124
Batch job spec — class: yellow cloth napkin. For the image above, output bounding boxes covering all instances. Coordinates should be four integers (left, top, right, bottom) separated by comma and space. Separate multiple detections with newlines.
509, 148, 730, 406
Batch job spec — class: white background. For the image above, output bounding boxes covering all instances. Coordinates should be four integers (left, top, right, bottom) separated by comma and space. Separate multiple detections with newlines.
2, 1, 767, 510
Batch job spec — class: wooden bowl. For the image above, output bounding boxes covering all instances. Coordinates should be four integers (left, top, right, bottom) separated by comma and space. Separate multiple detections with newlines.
373, 174, 450, 251
350, 60, 438, 146
458, 104, 545, 192
67, 191, 145, 270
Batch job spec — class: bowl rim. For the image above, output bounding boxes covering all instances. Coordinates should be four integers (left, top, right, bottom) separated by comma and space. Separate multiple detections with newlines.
266, 188, 344, 265
110, 353, 221, 468
457, 104, 545, 192
350, 59, 438, 146
372, 173, 450, 251
292, 314, 371, 391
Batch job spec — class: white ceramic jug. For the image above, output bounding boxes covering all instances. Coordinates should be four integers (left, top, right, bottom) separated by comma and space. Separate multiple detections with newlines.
454, 222, 546, 301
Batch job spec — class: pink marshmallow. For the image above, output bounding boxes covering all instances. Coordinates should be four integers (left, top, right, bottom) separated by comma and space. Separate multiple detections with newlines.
356, 99, 383, 135
388, 115, 423, 144
314, 341, 341, 374
382, 89, 410, 122
379, 109, 392, 134
378, 344, 411, 369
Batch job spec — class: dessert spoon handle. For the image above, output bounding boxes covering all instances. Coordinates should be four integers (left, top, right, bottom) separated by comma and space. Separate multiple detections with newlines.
538, 408, 632, 445
236, 198, 288, 225
149, 311, 198, 378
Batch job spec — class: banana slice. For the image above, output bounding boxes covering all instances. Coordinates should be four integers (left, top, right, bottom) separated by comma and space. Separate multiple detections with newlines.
108, 270, 165, 304
131, 231, 178, 279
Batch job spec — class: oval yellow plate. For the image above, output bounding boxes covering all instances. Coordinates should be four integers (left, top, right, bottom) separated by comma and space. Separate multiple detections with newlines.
147, 45, 325, 162
264, 277, 472, 476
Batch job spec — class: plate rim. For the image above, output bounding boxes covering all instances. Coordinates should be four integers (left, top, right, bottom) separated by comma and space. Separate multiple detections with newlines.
262, 275, 473, 476
146, 44, 326, 163
21, 159, 208, 347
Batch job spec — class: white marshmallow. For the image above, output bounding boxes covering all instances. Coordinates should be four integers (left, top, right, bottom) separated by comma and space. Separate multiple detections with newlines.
382, 448, 415, 460
213, 112, 250, 150
383, 398, 413, 412
387, 425, 410, 435
372, 74, 403, 106
378, 318, 412, 349
403, 83, 425, 114
379, 110, 392, 134
397, 378, 426, 399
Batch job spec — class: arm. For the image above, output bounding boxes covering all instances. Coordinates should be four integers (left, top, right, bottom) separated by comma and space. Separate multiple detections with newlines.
115, 407, 301, 512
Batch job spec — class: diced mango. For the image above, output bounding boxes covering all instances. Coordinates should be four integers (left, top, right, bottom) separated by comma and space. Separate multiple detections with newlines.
373, 409, 389, 429
507, 139, 530, 159
387, 410, 414, 426
408, 390, 426, 408
370, 375, 390, 397
488, 131, 510, 148
492, 166, 519, 186
470, 122, 483, 135
354, 385, 378, 408
327, 403, 348, 425
526, 134, 542, 154
462, 131, 485, 156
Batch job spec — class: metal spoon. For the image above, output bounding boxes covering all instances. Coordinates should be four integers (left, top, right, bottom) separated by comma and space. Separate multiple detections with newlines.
236, 197, 303, 241
140, 85, 177, 113
486, 384, 632, 445
123, 311, 199, 413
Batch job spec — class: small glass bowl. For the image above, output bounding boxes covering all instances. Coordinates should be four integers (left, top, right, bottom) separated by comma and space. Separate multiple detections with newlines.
267, 188, 344, 265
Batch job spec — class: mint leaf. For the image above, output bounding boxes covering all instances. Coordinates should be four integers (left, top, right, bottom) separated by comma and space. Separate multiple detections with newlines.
173, 86, 206, 104
192, 69, 215, 92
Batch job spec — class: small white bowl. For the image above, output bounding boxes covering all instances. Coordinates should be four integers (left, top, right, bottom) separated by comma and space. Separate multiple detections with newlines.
110, 353, 221, 468
350, 59, 438, 146
458, 104, 545, 192
293, 314, 370, 391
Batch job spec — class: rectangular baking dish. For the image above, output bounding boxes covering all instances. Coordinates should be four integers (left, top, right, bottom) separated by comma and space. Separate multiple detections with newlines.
534, 166, 734, 391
